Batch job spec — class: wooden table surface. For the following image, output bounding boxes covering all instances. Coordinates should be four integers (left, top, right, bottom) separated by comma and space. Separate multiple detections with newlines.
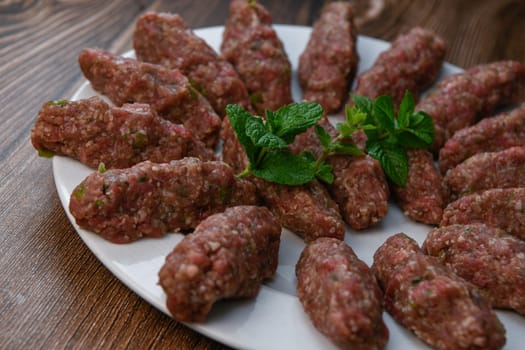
1, 0, 524, 349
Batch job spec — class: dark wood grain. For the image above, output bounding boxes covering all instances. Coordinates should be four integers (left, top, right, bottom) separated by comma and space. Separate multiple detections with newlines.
1, 1, 524, 349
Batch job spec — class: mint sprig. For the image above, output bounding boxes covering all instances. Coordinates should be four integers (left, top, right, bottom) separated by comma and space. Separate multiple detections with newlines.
226, 91, 434, 187
349, 91, 435, 186
226, 102, 328, 185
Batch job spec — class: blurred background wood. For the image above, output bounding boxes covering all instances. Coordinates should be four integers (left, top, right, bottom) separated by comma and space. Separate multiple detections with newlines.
1, 0, 524, 349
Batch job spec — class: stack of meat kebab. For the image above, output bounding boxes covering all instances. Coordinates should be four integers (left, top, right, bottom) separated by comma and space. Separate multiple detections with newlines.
332, 5, 523, 350
134, 5, 346, 243
29, 0, 525, 348
347, 26, 449, 225
415, 64, 525, 341
373, 233, 507, 350
217, 0, 347, 243
344, 23, 525, 226
295, 1, 524, 348
293, 2, 391, 231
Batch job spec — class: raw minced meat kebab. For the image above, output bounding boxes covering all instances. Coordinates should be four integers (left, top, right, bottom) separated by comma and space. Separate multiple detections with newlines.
373, 233, 506, 350
30, 0, 525, 349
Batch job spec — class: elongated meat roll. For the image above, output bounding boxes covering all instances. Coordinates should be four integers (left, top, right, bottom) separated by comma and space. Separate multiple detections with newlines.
221, 0, 293, 114
424, 224, 525, 314
31, 97, 213, 169
69, 158, 258, 243
159, 205, 281, 322
133, 12, 252, 116
298, 2, 358, 113
441, 188, 525, 240
352, 27, 446, 107
373, 233, 506, 350
296, 237, 388, 349
418, 60, 525, 152
439, 102, 525, 173
78, 48, 221, 147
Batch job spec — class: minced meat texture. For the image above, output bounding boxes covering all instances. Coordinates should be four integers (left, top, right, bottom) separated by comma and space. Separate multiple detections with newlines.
133, 12, 252, 116
31, 97, 213, 169
439, 102, 525, 173
419, 92, 482, 153
221, 0, 293, 114
296, 237, 388, 350
78, 48, 221, 147
290, 117, 389, 230
327, 154, 389, 229
423, 223, 525, 314
158, 205, 281, 322
68, 158, 258, 243
298, 2, 358, 114
443, 146, 525, 201
352, 26, 446, 108
252, 177, 345, 243
441, 188, 525, 241
418, 60, 525, 152
392, 148, 447, 225
372, 233, 506, 350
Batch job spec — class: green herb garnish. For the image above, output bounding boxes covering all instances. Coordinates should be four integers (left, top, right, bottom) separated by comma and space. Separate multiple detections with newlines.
38, 149, 55, 158
226, 91, 434, 187
98, 162, 106, 173
226, 102, 327, 185
72, 184, 86, 200
47, 99, 69, 106
350, 91, 435, 186
312, 107, 367, 173
132, 131, 147, 149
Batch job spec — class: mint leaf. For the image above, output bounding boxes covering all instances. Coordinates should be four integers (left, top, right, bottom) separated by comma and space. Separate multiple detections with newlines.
315, 162, 334, 184
301, 151, 316, 162
409, 111, 434, 144
337, 105, 367, 138
226, 104, 258, 164
255, 134, 289, 149
245, 117, 268, 142
301, 150, 334, 184
332, 142, 365, 156
372, 96, 395, 132
336, 122, 356, 139
314, 125, 332, 149
346, 104, 368, 126
245, 117, 287, 149
364, 125, 380, 142
268, 102, 323, 143
253, 151, 316, 185
351, 94, 373, 116
396, 111, 434, 148
366, 140, 408, 187
397, 91, 415, 128
395, 130, 431, 148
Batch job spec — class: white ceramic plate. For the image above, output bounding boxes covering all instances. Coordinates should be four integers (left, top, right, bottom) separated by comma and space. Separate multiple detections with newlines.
53, 25, 524, 349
